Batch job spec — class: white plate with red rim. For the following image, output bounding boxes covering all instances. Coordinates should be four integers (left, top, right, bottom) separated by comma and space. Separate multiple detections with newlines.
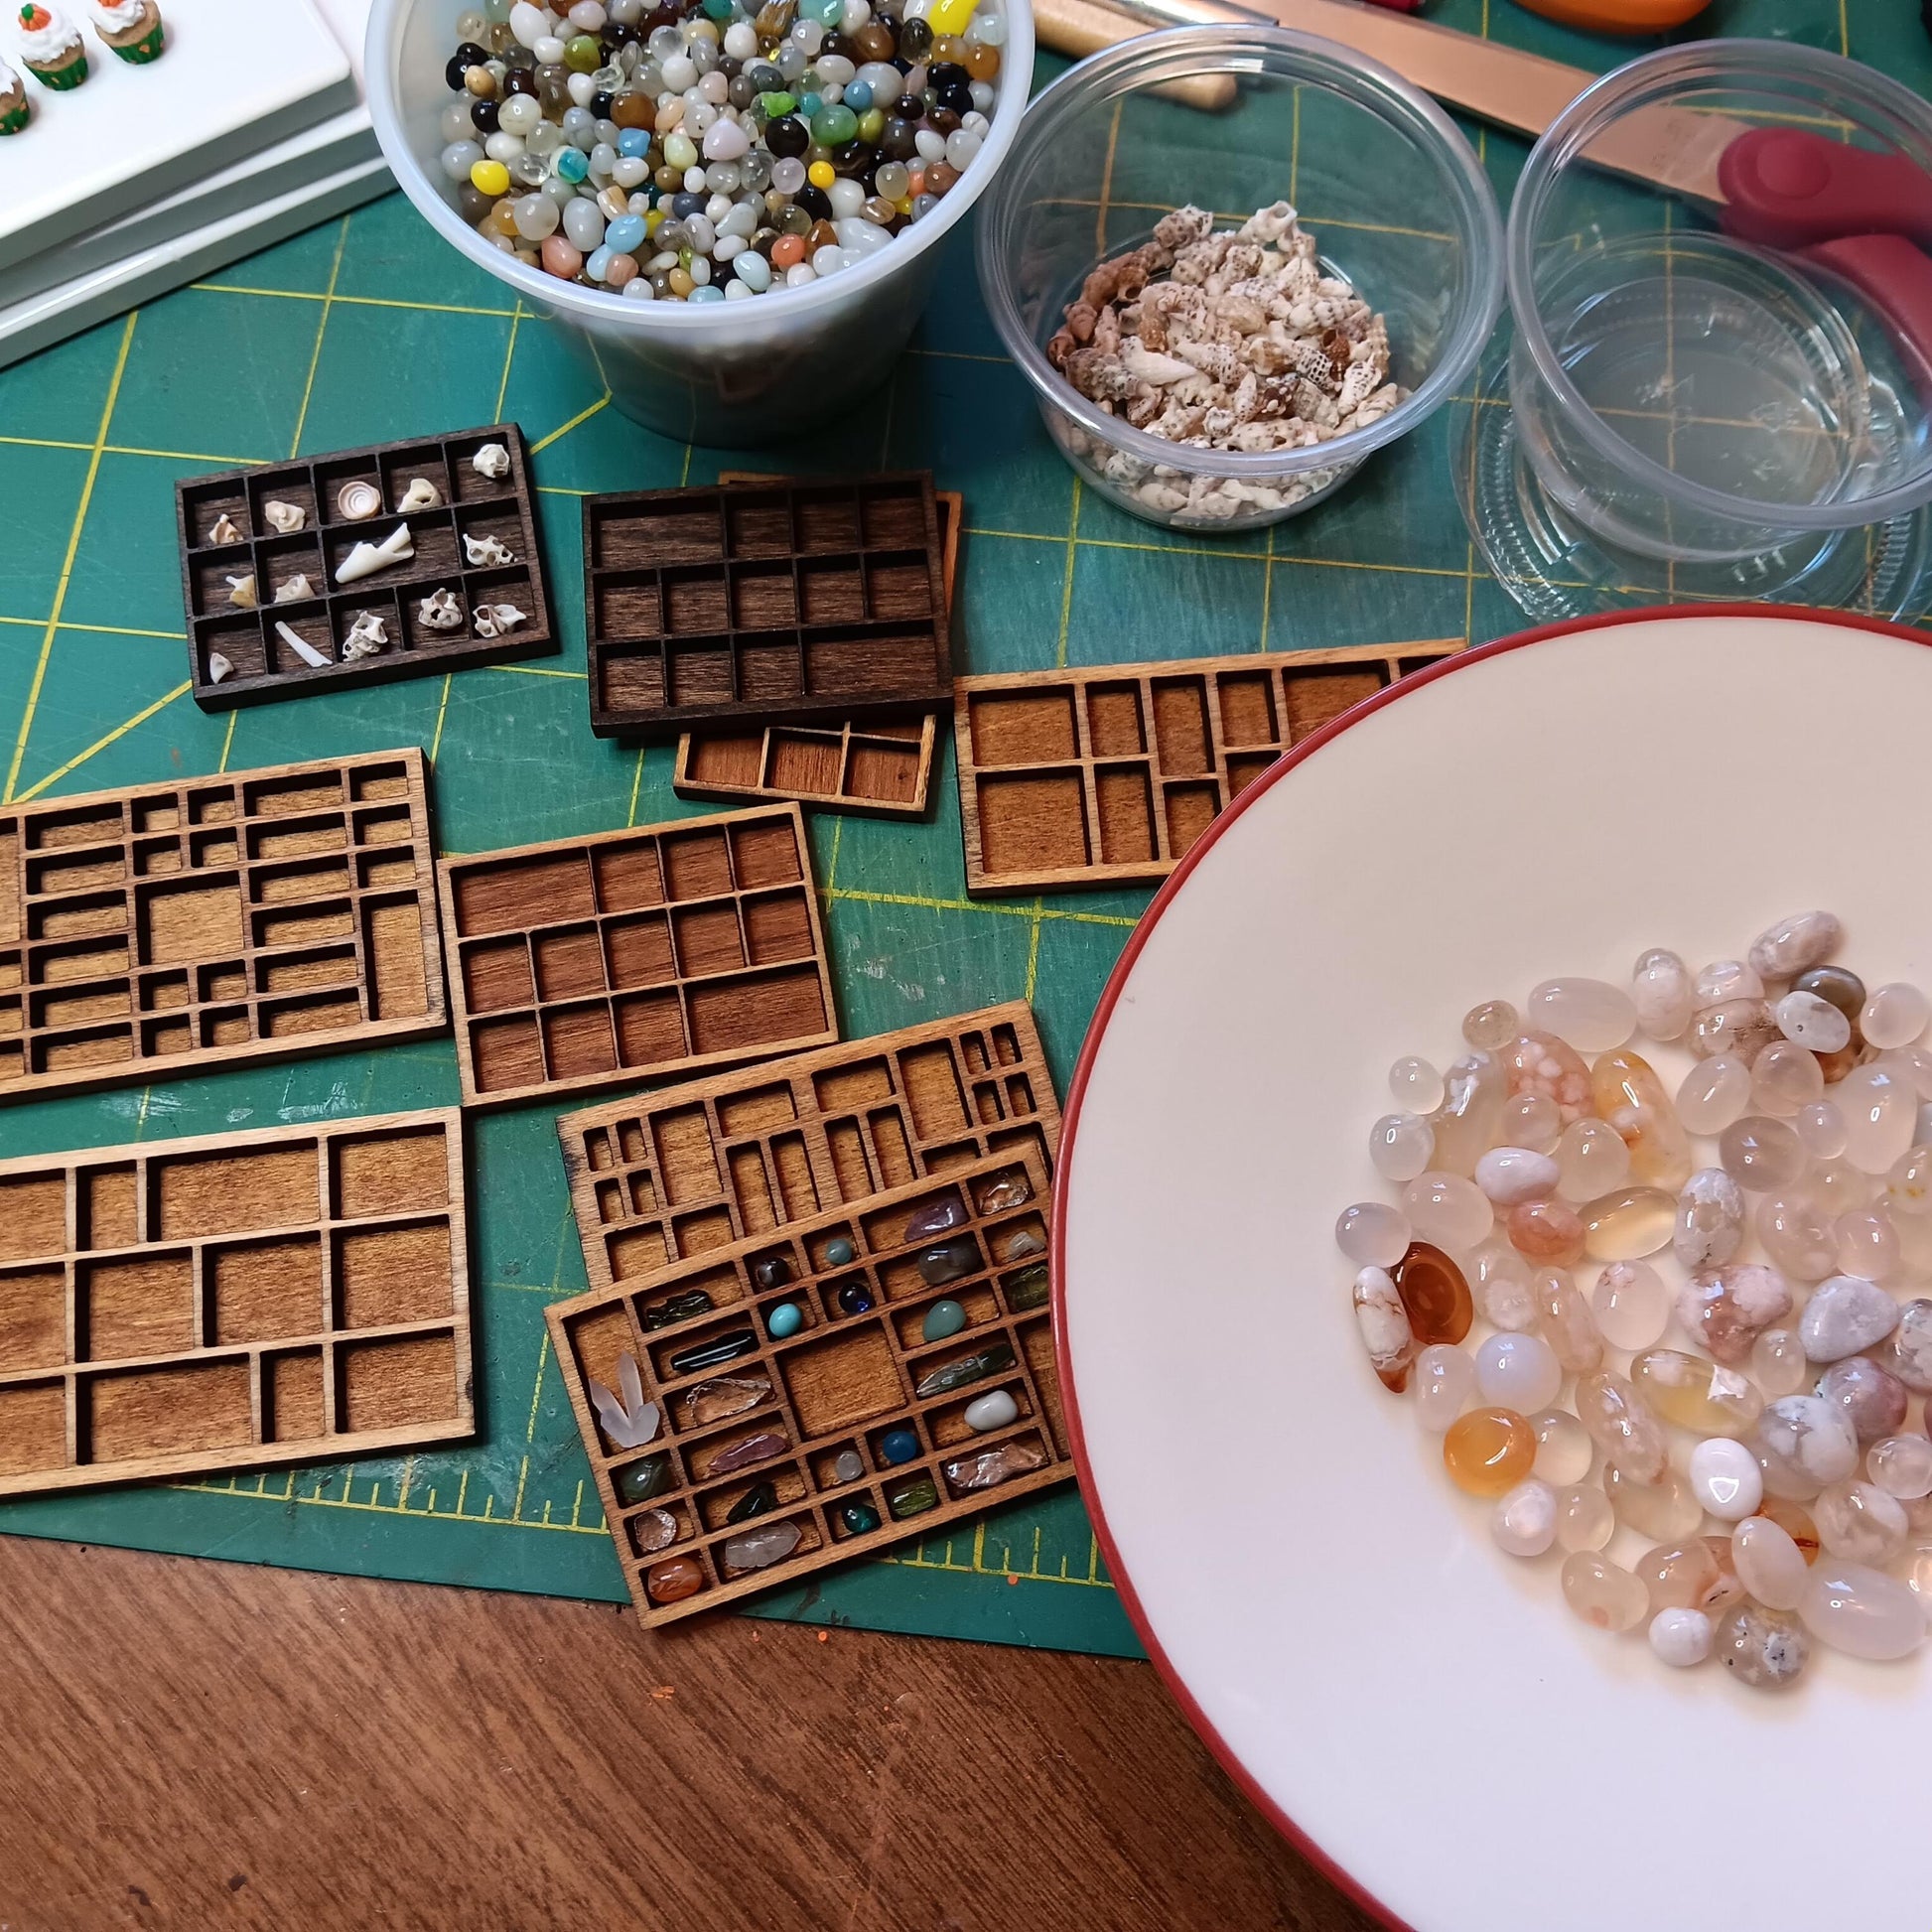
1052, 607, 1932, 1932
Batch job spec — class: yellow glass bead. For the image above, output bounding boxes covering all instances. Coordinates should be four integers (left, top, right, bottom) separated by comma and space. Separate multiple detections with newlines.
1443, 1406, 1535, 1497
667, 266, 695, 298
926, 0, 976, 34
645, 206, 665, 234
471, 158, 511, 198
808, 159, 835, 188
894, 199, 912, 215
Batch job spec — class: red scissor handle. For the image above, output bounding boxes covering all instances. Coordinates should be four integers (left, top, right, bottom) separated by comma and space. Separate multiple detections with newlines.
1719, 127, 1932, 251
1800, 233, 1932, 401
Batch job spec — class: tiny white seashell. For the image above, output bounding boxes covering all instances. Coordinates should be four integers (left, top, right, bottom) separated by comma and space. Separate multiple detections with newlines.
208, 512, 244, 545
224, 572, 258, 610
335, 523, 414, 585
337, 480, 382, 521
273, 621, 332, 669
417, 588, 463, 630
474, 602, 528, 639
263, 499, 307, 534
341, 611, 389, 661
395, 476, 442, 513
207, 652, 234, 684
273, 573, 314, 604
463, 533, 516, 567
472, 442, 511, 480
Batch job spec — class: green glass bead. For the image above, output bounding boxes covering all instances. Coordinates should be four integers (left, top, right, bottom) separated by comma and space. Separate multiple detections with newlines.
555, 146, 590, 184
703, 0, 735, 16
800, 0, 843, 23
914, 1340, 1016, 1399
856, 107, 885, 143
811, 103, 858, 147
758, 90, 796, 117
1005, 1263, 1049, 1311
921, 1298, 967, 1342
565, 33, 602, 69
824, 1236, 857, 1266
841, 1501, 882, 1535
616, 1454, 671, 1504
888, 1474, 938, 1519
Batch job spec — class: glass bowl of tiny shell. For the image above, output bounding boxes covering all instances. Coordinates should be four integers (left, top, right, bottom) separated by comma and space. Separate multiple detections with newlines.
977, 25, 1503, 532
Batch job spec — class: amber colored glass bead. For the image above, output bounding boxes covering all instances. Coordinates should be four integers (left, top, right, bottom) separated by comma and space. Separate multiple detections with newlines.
1443, 1407, 1536, 1497
1757, 1494, 1823, 1563
612, 89, 654, 127
645, 1556, 706, 1603
1392, 1241, 1472, 1345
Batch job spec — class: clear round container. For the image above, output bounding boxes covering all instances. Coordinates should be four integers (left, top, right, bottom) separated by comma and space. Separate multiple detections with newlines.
1505, 41, 1932, 568
976, 26, 1503, 532
365, 0, 1035, 447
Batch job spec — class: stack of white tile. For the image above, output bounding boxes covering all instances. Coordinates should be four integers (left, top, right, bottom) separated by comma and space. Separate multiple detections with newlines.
0, 0, 389, 367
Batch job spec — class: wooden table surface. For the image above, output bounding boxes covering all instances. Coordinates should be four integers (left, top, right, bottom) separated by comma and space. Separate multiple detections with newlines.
0, 1536, 1378, 1932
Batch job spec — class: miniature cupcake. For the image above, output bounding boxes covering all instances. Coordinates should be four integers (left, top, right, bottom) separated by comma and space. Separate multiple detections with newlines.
89, 0, 161, 62
0, 54, 28, 131
14, 4, 86, 86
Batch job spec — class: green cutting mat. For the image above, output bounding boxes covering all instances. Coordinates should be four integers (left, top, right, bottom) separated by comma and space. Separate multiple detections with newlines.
0, 0, 1923, 1657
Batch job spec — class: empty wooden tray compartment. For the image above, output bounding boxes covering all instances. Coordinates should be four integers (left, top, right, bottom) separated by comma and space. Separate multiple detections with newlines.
0, 748, 446, 1102
0, 1108, 474, 1496
584, 472, 952, 737
177, 423, 556, 709
955, 640, 1463, 895
438, 802, 837, 1109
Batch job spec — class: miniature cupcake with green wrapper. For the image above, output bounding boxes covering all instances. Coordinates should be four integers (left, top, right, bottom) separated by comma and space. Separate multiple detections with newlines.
89, 0, 160, 62
0, 53, 29, 131
14, 3, 86, 85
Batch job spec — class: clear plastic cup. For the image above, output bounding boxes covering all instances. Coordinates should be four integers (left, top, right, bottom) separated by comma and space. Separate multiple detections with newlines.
1496, 42, 1932, 580
975, 26, 1503, 532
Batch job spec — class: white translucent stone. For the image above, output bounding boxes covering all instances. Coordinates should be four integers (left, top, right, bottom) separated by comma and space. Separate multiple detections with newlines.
1491, 1478, 1558, 1558
1880, 1046, 1932, 1100
1747, 909, 1842, 982
1838, 1063, 1917, 1174
1751, 1037, 1826, 1117
1554, 1481, 1614, 1551
1690, 1437, 1764, 1522
1388, 1054, 1445, 1113
1429, 1051, 1507, 1175
1799, 1275, 1901, 1361
1834, 1207, 1901, 1282
1648, 1606, 1713, 1668
1461, 1000, 1519, 1051
1475, 1332, 1562, 1413
1758, 1394, 1860, 1486
1862, 982, 1930, 1050
1812, 1157, 1876, 1214
1525, 977, 1635, 1052
1411, 1342, 1474, 1434
1674, 1168, 1743, 1272
1530, 1408, 1594, 1484
1590, 1260, 1670, 1351
1631, 947, 1694, 1041
1473, 1146, 1560, 1206
1884, 1144, 1932, 1215
1749, 1326, 1810, 1397
1814, 1479, 1909, 1563
1400, 1172, 1492, 1252
1868, 1434, 1932, 1500
1369, 1112, 1434, 1182
1891, 1300, 1932, 1392
1335, 1201, 1410, 1269
1470, 1242, 1538, 1332
1495, 1091, 1562, 1154
1696, 958, 1763, 1005
1800, 1561, 1927, 1659
1795, 1101, 1847, 1160
1732, 1515, 1809, 1610
1773, 990, 1851, 1054
1555, 1118, 1630, 1202
1677, 1054, 1752, 1136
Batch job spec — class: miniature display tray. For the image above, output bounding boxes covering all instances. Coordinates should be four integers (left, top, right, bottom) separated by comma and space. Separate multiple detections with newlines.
548, 1146, 1067, 1625
583, 471, 952, 737
671, 486, 962, 818
176, 421, 556, 709
0, 1108, 473, 1497
557, 1001, 1058, 1292
954, 640, 1463, 895
0, 749, 445, 1103
437, 802, 837, 1111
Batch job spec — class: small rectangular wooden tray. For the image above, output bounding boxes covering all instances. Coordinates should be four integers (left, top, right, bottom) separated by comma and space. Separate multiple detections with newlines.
557, 1001, 1058, 1293
954, 639, 1463, 896
583, 471, 952, 738
548, 1145, 1067, 1625
437, 802, 837, 1110
0, 1107, 474, 1497
670, 486, 961, 818
177, 422, 557, 709
0, 748, 447, 1103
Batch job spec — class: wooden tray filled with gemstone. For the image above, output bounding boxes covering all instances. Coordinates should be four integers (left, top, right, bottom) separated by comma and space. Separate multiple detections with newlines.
176, 422, 557, 710
437, 802, 837, 1110
0, 1108, 474, 1497
0, 749, 446, 1103
556, 1001, 1058, 1294
670, 486, 961, 818
548, 1146, 1068, 1625
583, 472, 952, 738
955, 640, 1464, 896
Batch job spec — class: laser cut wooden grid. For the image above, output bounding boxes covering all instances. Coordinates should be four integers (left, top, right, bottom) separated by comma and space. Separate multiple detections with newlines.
556, 1001, 1057, 1293
670, 486, 961, 818
177, 421, 556, 708
0, 749, 446, 1103
549, 1147, 1067, 1625
0, 1108, 474, 1497
955, 639, 1465, 895
583, 471, 951, 737
438, 802, 837, 1110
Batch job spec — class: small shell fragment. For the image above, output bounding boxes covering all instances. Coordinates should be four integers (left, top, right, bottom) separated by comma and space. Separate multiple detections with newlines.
336, 480, 382, 521
335, 524, 414, 585
473, 602, 528, 639
207, 652, 234, 684
273, 573, 315, 604
341, 611, 389, 661
273, 621, 331, 669
472, 442, 511, 480
208, 513, 244, 545
463, 532, 516, 567
262, 499, 307, 534
395, 477, 442, 513
223, 572, 258, 610
417, 588, 463, 630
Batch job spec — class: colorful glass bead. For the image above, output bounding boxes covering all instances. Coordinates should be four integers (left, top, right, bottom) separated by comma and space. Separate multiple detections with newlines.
879, 1428, 920, 1465
1391, 1242, 1472, 1346
1442, 1407, 1536, 1497
841, 1501, 882, 1534
766, 1301, 804, 1338
834, 1280, 876, 1315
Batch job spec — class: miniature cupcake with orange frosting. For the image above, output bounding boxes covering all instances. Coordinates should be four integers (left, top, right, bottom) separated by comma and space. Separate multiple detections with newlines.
89, 0, 161, 61
14, 4, 86, 85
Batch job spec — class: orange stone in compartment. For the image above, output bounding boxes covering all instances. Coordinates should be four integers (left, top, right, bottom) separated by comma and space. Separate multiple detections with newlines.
1392, 1241, 1471, 1346
644, 1555, 706, 1603
1443, 1406, 1536, 1497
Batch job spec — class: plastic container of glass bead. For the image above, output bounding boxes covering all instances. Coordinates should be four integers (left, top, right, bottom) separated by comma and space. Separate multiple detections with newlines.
365, 0, 1034, 445
976, 26, 1502, 532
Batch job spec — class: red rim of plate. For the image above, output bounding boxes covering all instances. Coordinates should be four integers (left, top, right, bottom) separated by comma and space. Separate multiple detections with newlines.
1047, 602, 1932, 1932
